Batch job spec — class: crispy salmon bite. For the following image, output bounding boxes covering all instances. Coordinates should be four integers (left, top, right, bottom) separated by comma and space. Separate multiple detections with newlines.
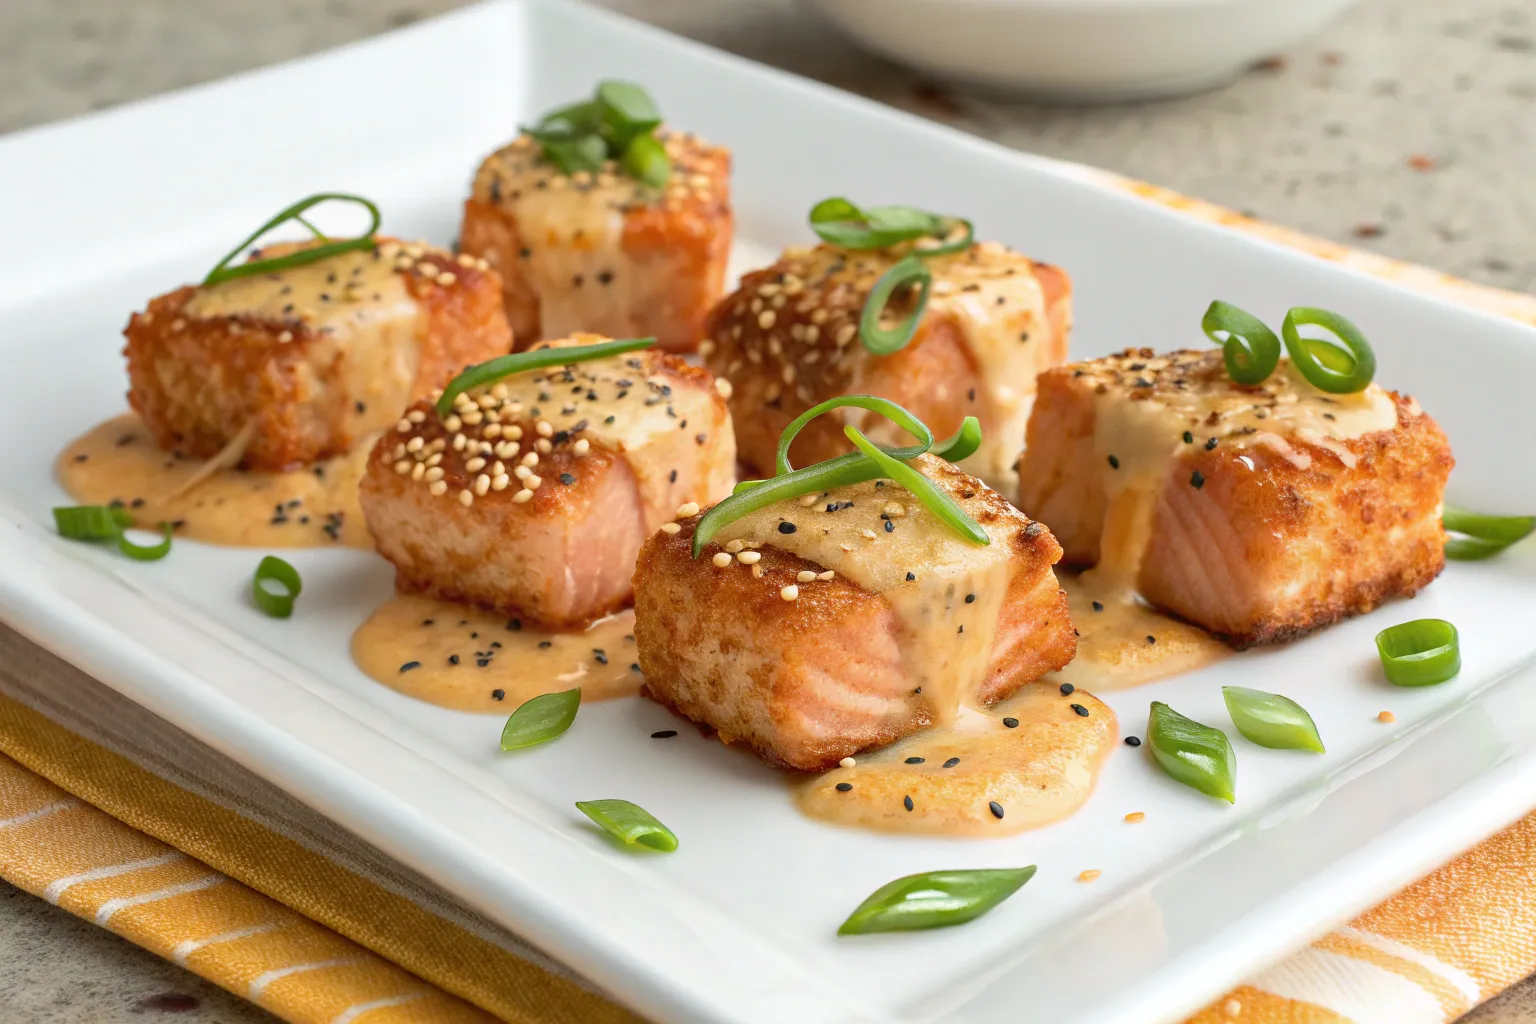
125, 234, 512, 472
1018, 344, 1453, 648
360, 334, 735, 629
633, 449, 1076, 771
460, 82, 732, 354
703, 201, 1071, 494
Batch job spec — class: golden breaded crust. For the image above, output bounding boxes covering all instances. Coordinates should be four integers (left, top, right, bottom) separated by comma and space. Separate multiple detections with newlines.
124, 240, 511, 471
633, 474, 1076, 770
462, 131, 732, 353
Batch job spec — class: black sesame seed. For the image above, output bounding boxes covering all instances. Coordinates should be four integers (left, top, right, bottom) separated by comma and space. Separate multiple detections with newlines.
421, 619, 435, 627
989, 801, 1005, 819
1146, 635, 1156, 644
1205, 437, 1218, 451
906, 572, 916, 581
1071, 703, 1090, 717
651, 730, 678, 739
905, 756, 925, 764
1107, 454, 1120, 470
836, 782, 853, 792
778, 522, 797, 534
1125, 736, 1142, 747
1059, 682, 1075, 696
492, 689, 505, 700
399, 661, 421, 673
594, 652, 608, 665
1190, 470, 1205, 489
943, 757, 960, 768
559, 472, 577, 485
506, 618, 522, 631
668, 469, 678, 483
448, 655, 460, 665
903, 795, 914, 811
538, 641, 553, 649
884, 520, 894, 532
1182, 431, 1194, 443
1003, 717, 1019, 729
477, 658, 491, 668
965, 593, 976, 604
1091, 601, 1104, 612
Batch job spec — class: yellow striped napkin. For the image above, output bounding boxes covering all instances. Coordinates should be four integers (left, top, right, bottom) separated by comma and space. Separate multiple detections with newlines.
3, 178, 1534, 1024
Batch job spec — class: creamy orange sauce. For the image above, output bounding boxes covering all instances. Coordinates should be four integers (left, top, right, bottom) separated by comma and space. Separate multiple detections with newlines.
712, 456, 1013, 724
56, 414, 369, 548
352, 594, 640, 712
798, 682, 1116, 836
1052, 571, 1227, 690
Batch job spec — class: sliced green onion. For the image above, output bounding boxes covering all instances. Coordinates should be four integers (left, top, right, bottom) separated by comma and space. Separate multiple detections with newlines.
837, 867, 1035, 936
53, 505, 133, 541
860, 256, 932, 356
934, 416, 983, 463
117, 523, 174, 562
808, 198, 969, 254
1221, 686, 1324, 753
252, 556, 303, 619
775, 395, 934, 476
1202, 300, 1281, 385
1376, 619, 1460, 686
1147, 702, 1236, 803
575, 799, 677, 852
500, 688, 581, 750
596, 80, 662, 145
700, 453, 889, 552
204, 194, 381, 287
437, 337, 655, 417
1280, 306, 1376, 394
1443, 506, 1535, 561
620, 133, 670, 189
845, 426, 988, 547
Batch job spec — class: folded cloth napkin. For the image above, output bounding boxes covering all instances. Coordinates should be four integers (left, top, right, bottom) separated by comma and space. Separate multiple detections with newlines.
3, 179, 1535, 1024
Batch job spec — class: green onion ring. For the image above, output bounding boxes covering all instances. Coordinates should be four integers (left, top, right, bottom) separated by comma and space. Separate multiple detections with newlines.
1376, 619, 1461, 686
252, 556, 303, 619
934, 416, 984, 463
575, 799, 678, 852
1442, 506, 1535, 560
844, 425, 989, 546
1202, 300, 1281, 385
204, 193, 381, 287
696, 453, 890, 554
1280, 306, 1377, 393
436, 337, 655, 417
808, 199, 971, 255
117, 523, 174, 562
775, 395, 934, 476
911, 217, 975, 258
53, 505, 133, 541
859, 256, 932, 356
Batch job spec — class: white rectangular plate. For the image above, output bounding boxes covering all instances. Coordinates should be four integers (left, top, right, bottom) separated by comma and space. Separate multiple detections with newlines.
2, 3, 1535, 1022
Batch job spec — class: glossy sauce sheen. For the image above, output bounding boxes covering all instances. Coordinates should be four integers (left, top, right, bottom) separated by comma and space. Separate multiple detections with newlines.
798, 682, 1116, 836
57, 414, 369, 548
352, 594, 641, 712
1052, 572, 1226, 690
188, 243, 425, 444
712, 458, 1012, 724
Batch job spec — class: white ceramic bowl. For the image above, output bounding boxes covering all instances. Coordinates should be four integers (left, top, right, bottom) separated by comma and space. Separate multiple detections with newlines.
808, 0, 1359, 102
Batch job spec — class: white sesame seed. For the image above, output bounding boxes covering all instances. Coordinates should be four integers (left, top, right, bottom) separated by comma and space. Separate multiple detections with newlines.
495, 441, 519, 459
277, 330, 293, 343
456, 253, 475, 267
780, 585, 799, 601
490, 383, 509, 400
428, 480, 448, 496
817, 570, 836, 581
396, 419, 412, 433
475, 474, 491, 496
536, 420, 554, 438
514, 465, 532, 481
462, 410, 483, 426
676, 501, 700, 518
836, 324, 857, 347
513, 488, 533, 503
406, 437, 424, 452
758, 310, 776, 329
536, 438, 553, 454
443, 415, 462, 432
411, 462, 426, 481
699, 339, 716, 356
483, 423, 502, 438
725, 540, 745, 553
425, 467, 444, 482
437, 272, 457, 286
525, 474, 542, 488
714, 378, 733, 399
465, 456, 486, 472
452, 433, 468, 451
459, 489, 473, 507
796, 570, 816, 583
426, 453, 443, 467
407, 409, 426, 423
521, 451, 539, 467
839, 757, 857, 769
393, 460, 411, 475
712, 552, 733, 568
737, 550, 762, 564
883, 502, 907, 517
798, 493, 819, 506
419, 262, 439, 278
660, 522, 682, 535
573, 438, 590, 456
862, 528, 878, 540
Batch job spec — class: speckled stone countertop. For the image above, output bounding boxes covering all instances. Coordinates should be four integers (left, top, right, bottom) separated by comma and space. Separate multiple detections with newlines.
1, 0, 1534, 1020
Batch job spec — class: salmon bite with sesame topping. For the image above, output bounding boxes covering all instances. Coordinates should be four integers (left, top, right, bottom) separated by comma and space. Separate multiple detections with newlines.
633, 455, 1076, 770
703, 236, 1071, 495
360, 334, 735, 629
124, 236, 513, 472
460, 84, 732, 354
